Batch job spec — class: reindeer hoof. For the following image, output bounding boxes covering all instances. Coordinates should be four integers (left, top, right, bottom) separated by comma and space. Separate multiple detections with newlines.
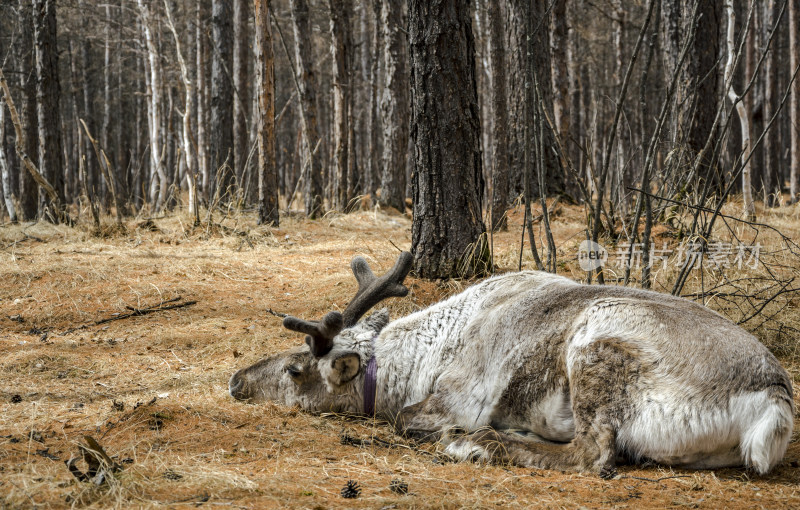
599, 466, 618, 480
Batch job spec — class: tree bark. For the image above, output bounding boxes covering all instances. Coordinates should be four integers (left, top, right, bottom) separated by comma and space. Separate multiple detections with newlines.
0, 102, 17, 222
164, 0, 198, 223
255, 0, 279, 225
551, 0, 569, 162
211, 0, 234, 199
16, 0, 38, 220
724, 0, 755, 219
32, 0, 65, 221
196, 2, 209, 201
330, 0, 354, 210
137, 0, 168, 212
290, 0, 324, 217
409, 0, 488, 279
762, 2, 781, 207
379, 0, 409, 212
233, 0, 251, 201
488, 0, 508, 230
790, 0, 800, 203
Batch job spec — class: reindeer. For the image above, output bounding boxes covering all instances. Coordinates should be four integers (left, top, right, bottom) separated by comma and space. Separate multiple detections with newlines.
229, 252, 794, 477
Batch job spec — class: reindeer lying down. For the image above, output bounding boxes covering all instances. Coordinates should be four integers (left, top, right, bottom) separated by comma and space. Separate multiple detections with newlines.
229, 252, 794, 477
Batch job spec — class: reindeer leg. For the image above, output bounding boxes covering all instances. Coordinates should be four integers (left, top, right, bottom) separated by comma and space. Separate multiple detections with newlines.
445, 338, 640, 477
393, 395, 463, 443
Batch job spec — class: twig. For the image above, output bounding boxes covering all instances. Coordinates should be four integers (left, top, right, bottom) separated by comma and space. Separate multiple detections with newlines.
619, 474, 693, 483
266, 308, 288, 319
61, 297, 197, 335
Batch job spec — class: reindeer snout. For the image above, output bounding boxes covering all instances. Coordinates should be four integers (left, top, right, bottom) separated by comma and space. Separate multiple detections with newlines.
228, 371, 247, 400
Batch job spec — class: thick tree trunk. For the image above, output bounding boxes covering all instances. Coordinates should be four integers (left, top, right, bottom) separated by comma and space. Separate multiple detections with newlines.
233, 0, 251, 201
290, 0, 324, 217
33, 0, 65, 221
17, 0, 38, 220
409, 0, 488, 279
379, 0, 409, 212
211, 0, 234, 199
489, 0, 508, 230
255, 0, 279, 225
685, 1, 722, 193
790, 0, 800, 203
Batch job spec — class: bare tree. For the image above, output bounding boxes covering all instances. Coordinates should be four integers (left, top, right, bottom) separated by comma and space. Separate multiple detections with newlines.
724, 0, 755, 219
329, 0, 353, 210
290, 0, 324, 218
488, 0, 508, 230
0, 102, 17, 222
233, 0, 251, 200
255, 0, 279, 225
33, 0, 65, 221
15, 0, 38, 220
211, 0, 234, 199
791, 0, 800, 203
409, 0, 488, 278
164, 0, 198, 224
379, 0, 409, 212
137, 0, 168, 211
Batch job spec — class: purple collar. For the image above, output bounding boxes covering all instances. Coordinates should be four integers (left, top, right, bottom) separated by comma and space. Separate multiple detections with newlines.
363, 336, 378, 416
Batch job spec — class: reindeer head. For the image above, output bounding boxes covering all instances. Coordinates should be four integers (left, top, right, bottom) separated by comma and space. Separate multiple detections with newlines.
228, 252, 412, 414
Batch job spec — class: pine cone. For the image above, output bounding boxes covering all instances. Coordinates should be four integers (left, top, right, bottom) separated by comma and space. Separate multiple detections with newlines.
390, 479, 409, 495
340, 480, 361, 499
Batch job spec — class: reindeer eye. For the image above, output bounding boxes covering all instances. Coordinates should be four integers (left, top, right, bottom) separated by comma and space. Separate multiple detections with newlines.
285, 365, 302, 378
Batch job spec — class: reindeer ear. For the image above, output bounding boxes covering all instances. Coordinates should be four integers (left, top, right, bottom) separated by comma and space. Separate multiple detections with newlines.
328, 353, 361, 385
364, 309, 390, 332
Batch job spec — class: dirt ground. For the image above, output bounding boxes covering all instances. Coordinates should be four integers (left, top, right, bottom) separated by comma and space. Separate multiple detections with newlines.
1, 204, 799, 509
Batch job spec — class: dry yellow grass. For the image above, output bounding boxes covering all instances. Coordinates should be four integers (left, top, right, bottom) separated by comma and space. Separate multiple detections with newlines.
1, 202, 799, 508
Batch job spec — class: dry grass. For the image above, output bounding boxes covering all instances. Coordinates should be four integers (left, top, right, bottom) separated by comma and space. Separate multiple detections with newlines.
1, 202, 799, 508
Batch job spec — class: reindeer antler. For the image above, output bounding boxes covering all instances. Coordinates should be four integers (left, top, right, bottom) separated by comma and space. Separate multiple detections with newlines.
282, 252, 413, 357
342, 251, 413, 327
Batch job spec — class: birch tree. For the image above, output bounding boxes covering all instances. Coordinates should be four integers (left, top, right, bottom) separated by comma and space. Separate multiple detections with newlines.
137, 0, 168, 211
724, 0, 755, 219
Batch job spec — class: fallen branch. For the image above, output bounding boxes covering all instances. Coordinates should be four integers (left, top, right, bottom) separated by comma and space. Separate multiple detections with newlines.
61, 297, 197, 335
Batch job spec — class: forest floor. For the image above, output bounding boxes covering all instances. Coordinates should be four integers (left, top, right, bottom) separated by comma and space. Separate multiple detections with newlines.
1, 201, 799, 509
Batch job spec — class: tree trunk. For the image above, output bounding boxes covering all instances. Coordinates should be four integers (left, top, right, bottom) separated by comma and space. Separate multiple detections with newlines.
16, 0, 38, 220
254, 0, 279, 226
367, 0, 383, 200
724, 0, 755, 219
488, 0, 508, 230
0, 103, 17, 222
790, 0, 800, 203
550, 0, 569, 163
762, 2, 780, 207
379, 0, 409, 212
211, 0, 234, 199
233, 0, 251, 202
290, 0, 324, 217
685, 1, 722, 193
330, 0, 354, 211
409, 0, 488, 279
164, 0, 198, 223
137, 0, 168, 212
196, 2, 209, 202
33, 0, 65, 222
